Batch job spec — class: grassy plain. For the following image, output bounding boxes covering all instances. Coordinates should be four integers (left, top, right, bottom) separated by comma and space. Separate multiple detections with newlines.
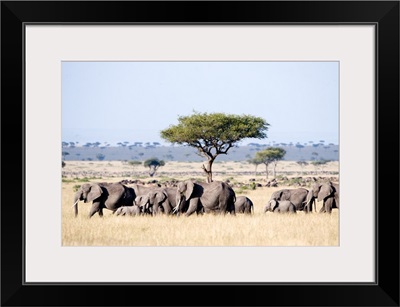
62, 160, 339, 247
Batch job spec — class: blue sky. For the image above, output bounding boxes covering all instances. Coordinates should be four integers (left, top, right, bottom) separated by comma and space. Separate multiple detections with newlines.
62, 61, 338, 146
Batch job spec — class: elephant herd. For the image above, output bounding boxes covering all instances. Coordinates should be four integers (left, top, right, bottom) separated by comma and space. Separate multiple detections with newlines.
264, 180, 339, 213
72, 179, 339, 218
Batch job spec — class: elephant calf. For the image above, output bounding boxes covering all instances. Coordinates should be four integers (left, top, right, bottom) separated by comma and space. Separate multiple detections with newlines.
264, 199, 296, 213
114, 205, 141, 216
234, 196, 254, 214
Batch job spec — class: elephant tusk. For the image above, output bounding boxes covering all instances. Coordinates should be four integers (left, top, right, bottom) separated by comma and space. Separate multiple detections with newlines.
173, 199, 181, 213
71, 199, 79, 208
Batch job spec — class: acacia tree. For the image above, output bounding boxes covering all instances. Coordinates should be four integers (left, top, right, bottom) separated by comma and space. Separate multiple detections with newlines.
296, 160, 309, 175
252, 147, 286, 179
160, 112, 269, 182
311, 159, 330, 175
248, 158, 261, 176
144, 158, 165, 177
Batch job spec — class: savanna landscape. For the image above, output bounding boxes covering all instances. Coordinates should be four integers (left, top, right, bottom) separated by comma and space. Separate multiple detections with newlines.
62, 159, 339, 247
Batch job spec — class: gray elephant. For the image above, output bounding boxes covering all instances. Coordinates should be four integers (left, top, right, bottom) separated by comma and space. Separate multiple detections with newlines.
174, 180, 236, 216
264, 199, 296, 213
72, 182, 135, 218
114, 205, 141, 216
134, 195, 155, 214
138, 187, 177, 215
234, 196, 254, 214
127, 183, 158, 200
306, 180, 339, 213
268, 187, 314, 213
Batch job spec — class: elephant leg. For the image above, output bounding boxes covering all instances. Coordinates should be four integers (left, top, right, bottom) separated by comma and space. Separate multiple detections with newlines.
185, 199, 199, 217
98, 208, 104, 217
196, 205, 205, 215
164, 206, 172, 215
324, 198, 333, 213
152, 203, 159, 216
88, 202, 101, 218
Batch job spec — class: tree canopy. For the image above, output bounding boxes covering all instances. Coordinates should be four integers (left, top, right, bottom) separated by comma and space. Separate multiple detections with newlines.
251, 147, 286, 179
143, 158, 165, 177
160, 111, 269, 182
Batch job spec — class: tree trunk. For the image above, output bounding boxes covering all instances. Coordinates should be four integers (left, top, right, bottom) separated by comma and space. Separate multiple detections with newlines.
149, 165, 156, 177
202, 158, 214, 183
265, 164, 269, 179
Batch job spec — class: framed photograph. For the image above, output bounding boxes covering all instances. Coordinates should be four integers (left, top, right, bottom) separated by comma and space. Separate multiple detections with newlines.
1, 1, 399, 306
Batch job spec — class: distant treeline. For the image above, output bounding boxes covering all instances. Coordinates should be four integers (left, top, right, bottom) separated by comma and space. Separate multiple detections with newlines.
61, 143, 339, 162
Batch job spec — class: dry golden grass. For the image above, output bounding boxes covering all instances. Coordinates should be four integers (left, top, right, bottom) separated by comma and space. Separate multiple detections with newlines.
62, 161, 339, 247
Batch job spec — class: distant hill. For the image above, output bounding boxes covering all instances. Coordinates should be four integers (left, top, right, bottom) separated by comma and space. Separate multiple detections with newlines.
61, 144, 339, 162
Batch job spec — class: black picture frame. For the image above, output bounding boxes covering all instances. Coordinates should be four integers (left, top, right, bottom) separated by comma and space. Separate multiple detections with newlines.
1, 1, 399, 306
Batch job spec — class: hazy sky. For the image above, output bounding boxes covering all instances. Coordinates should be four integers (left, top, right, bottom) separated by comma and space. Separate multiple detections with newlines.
62, 61, 338, 146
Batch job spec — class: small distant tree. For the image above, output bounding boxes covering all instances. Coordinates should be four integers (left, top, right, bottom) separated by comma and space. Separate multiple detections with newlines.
252, 147, 286, 179
144, 158, 165, 177
311, 159, 330, 174
296, 160, 308, 175
62, 151, 69, 161
96, 153, 106, 161
160, 111, 269, 182
248, 158, 261, 176
269, 148, 286, 178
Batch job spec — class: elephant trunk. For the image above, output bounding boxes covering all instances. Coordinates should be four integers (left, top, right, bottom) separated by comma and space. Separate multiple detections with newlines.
304, 191, 315, 213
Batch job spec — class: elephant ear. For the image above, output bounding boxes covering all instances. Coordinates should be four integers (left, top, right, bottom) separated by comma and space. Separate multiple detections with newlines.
185, 181, 195, 200
318, 183, 333, 201
271, 200, 279, 211
87, 183, 102, 202
280, 190, 291, 200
